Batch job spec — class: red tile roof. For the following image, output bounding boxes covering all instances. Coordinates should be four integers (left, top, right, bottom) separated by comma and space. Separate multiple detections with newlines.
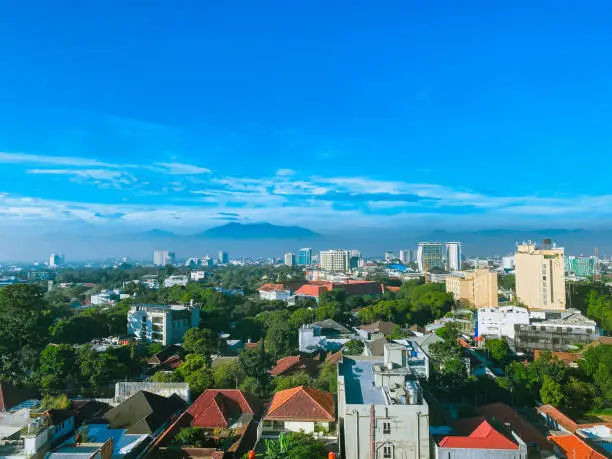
478, 403, 550, 451
265, 386, 335, 422
549, 433, 607, 459
186, 389, 260, 429
270, 356, 320, 377
382, 285, 401, 293
325, 350, 343, 366
295, 280, 383, 298
438, 420, 519, 450
533, 350, 581, 366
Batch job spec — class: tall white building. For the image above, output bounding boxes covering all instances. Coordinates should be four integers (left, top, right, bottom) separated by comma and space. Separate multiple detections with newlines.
445, 242, 462, 271
502, 256, 516, 271
218, 251, 229, 264
284, 252, 296, 266
385, 251, 395, 262
49, 253, 65, 268
400, 249, 413, 264
338, 345, 430, 459
417, 242, 443, 272
320, 249, 351, 272
153, 250, 175, 266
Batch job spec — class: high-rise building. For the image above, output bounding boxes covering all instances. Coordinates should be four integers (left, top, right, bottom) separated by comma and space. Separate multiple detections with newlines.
320, 249, 350, 272
49, 253, 65, 268
297, 248, 312, 266
284, 252, 296, 267
515, 241, 566, 310
384, 251, 395, 262
445, 269, 498, 307
445, 242, 462, 271
349, 249, 362, 258
218, 251, 229, 264
417, 242, 443, 272
565, 256, 597, 278
153, 250, 175, 266
399, 249, 413, 264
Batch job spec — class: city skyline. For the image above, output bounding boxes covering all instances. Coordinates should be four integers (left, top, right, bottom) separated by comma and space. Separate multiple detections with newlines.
1, 2, 612, 234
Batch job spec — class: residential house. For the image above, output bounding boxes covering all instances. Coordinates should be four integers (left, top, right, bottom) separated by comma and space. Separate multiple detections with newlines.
359, 321, 396, 340
363, 337, 388, 357
299, 319, 356, 353
103, 390, 186, 435
257, 282, 305, 302
294, 280, 384, 303
153, 389, 261, 458
47, 438, 114, 459
269, 356, 320, 378
537, 405, 611, 435
261, 386, 335, 438
114, 382, 191, 404
146, 344, 185, 372
548, 432, 607, 459
434, 419, 527, 458
476, 403, 552, 453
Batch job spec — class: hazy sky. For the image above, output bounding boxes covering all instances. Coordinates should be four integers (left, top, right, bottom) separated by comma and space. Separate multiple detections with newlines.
1, 1, 612, 233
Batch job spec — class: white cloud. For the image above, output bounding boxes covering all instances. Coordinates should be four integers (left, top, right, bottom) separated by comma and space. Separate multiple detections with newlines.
154, 162, 211, 175
276, 169, 295, 176
0, 151, 118, 168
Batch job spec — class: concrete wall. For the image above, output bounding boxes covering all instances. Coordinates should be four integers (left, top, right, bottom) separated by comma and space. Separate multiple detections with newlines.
435, 447, 526, 459
283, 421, 315, 434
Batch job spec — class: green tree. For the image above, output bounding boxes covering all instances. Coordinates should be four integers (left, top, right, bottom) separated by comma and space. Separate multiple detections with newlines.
263, 432, 327, 459
213, 359, 244, 389
238, 341, 272, 398
39, 344, 78, 390
174, 427, 209, 447
540, 376, 564, 406
435, 322, 460, 341
273, 372, 312, 392
484, 338, 511, 364
182, 328, 224, 357
151, 371, 181, 383
315, 362, 338, 394
266, 322, 296, 361
343, 339, 364, 355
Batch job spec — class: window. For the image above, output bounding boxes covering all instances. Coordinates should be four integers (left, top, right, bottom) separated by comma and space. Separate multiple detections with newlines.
383, 445, 392, 458
383, 422, 391, 434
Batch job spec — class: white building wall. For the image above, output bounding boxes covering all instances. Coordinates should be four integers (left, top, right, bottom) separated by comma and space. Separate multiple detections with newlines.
477, 306, 530, 340
283, 421, 316, 433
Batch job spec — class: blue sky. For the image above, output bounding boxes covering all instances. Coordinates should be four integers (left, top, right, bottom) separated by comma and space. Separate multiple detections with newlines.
1, 0, 612, 232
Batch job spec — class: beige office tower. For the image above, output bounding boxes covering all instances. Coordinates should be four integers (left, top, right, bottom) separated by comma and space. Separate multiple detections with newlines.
445, 269, 498, 307
515, 242, 566, 310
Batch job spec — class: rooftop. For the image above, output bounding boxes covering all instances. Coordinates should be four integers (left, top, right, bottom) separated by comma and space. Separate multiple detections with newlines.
438, 420, 519, 450
340, 357, 385, 405
549, 432, 607, 459
265, 386, 334, 422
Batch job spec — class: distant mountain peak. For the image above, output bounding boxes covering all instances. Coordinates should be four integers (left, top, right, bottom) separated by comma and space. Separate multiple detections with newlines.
198, 222, 320, 239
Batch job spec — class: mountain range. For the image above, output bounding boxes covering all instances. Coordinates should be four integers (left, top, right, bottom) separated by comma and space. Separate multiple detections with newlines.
136, 222, 321, 240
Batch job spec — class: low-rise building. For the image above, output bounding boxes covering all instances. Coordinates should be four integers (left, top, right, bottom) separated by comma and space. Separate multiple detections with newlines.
163, 275, 189, 288
298, 319, 356, 353
514, 309, 599, 352
261, 386, 335, 438
190, 270, 207, 282
128, 304, 200, 345
114, 382, 190, 403
359, 321, 396, 340
337, 351, 430, 459
269, 355, 320, 378
548, 432, 607, 459
476, 306, 530, 342
445, 269, 498, 307
153, 389, 261, 458
258, 283, 292, 302
434, 419, 528, 459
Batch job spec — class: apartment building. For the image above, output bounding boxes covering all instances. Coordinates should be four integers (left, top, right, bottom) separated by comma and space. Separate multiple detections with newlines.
297, 248, 312, 265
153, 250, 175, 266
445, 269, 498, 307
320, 249, 351, 272
338, 343, 430, 459
128, 304, 200, 345
284, 252, 296, 266
515, 242, 565, 310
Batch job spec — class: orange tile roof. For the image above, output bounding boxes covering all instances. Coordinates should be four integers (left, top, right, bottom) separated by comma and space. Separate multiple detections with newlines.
186, 389, 260, 428
549, 433, 607, 459
537, 405, 579, 433
259, 283, 287, 292
265, 386, 334, 422
534, 349, 581, 366
438, 420, 519, 450
295, 284, 329, 298
325, 350, 343, 365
